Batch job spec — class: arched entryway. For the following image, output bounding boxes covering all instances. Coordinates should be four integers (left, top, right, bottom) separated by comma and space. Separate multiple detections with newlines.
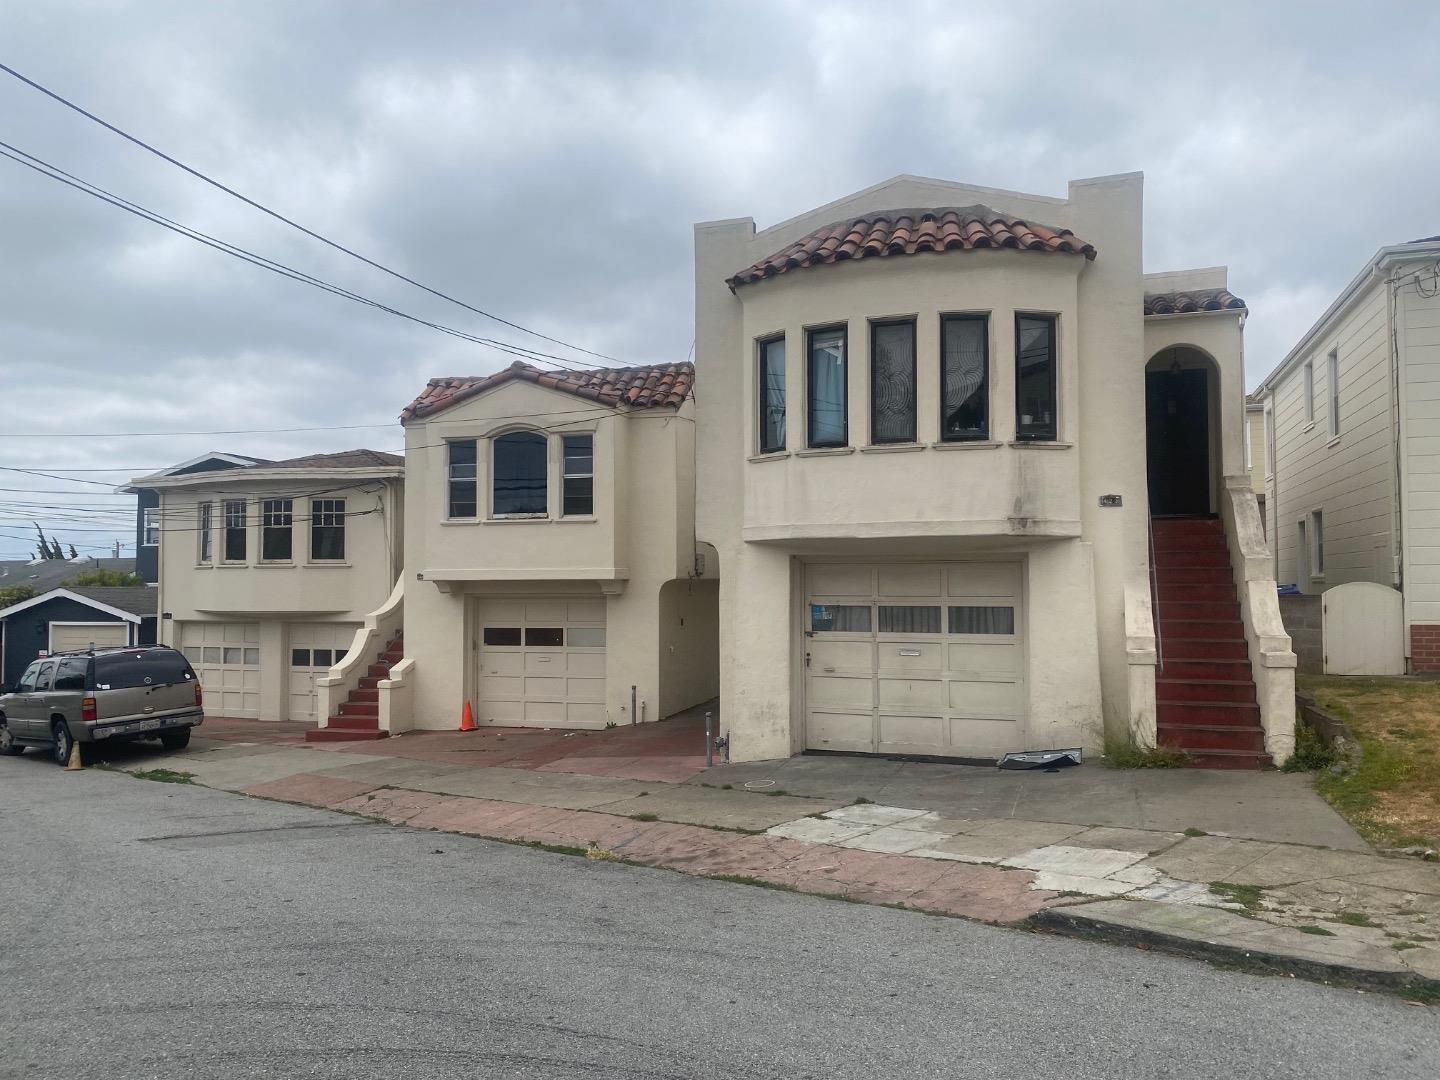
1145, 346, 1220, 517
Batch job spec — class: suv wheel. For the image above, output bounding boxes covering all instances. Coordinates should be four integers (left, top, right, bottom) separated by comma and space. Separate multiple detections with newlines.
0, 724, 22, 757
51, 721, 75, 767
159, 728, 191, 751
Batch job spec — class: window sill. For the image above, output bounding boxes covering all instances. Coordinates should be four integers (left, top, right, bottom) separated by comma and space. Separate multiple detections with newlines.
794, 446, 856, 458
217, 562, 250, 569
305, 561, 352, 568
931, 440, 1001, 452
1326, 435, 1342, 449
748, 450, 791, 463
554, 516, 597, 524
256, 562, 298, 570
1302, 421, 1316, 433
1008, 440, 1073, 450
483, 515, 552, 525
860, 443, 925, 454
440, 519, 480, 527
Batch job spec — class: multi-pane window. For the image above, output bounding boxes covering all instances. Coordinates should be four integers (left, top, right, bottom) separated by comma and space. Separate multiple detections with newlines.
562, 434, 593, 516
807, 326, 847, 448
311, 498, 346, 561
1015, 314, 1057, 441
1328, 349, 1341, 436
758, 336, 786, 454
261, 499, 294, 561
142, 507, 159, 546
448, 439, 478, 518
870, 320, 917, 444
222, 499, 247, 562
1303, 359, 1315, 423
492, 430, 548, 516
940, 315, 989, 441
1311, 510, 1325, 577
197, 502, 212, 563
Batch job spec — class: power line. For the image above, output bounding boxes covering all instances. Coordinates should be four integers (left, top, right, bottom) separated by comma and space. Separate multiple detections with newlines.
0, 61, 622, 366
0, 140, 601, 375
0, 422, 400, 438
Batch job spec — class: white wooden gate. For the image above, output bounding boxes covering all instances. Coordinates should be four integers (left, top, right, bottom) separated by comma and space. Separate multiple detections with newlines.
1323, 582, 1404, 675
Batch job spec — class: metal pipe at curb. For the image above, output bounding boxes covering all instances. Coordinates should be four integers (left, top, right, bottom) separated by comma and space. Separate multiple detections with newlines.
704, 710, 713, 768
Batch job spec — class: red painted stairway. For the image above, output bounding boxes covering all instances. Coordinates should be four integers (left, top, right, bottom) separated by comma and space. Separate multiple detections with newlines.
304, 632, 403, 743
1151, 517, 1271, 769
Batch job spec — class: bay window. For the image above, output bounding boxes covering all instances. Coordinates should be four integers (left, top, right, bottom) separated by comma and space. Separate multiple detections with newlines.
197, 502, 212, 563
1015, 314, 1057, 441
222, 499, 246, 562
261, 498, 293, 561
940, 315, 989, 441
870, 320, 916, 444
562, 434, 593, 516
758, 336, 786, 454
448, 439, 478, 518
807, 326, 847, 448
311, 498, 346, 560
492, 430, 548, 516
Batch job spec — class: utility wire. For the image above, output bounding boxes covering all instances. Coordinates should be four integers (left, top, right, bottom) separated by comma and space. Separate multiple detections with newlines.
0, 140, 602, 375
0, 61, 621, 365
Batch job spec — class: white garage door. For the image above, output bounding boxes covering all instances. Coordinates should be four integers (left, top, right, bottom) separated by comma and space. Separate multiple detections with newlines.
50, 622, 129, 653
805, 562, 1024, 760
475, 598, 606, 726
180, 622, 261, 718
288, 623, 361, 721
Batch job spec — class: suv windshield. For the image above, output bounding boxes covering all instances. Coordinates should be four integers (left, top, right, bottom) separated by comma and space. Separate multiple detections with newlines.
93, 651, 195, 690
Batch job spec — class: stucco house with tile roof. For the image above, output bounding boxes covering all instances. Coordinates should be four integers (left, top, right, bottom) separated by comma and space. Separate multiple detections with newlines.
336, 358, 716, 738
694, 172, 1294, 768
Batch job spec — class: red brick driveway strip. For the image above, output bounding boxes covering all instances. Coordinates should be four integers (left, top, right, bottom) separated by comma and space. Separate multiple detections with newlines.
241, 773, 381, 808
310, 786, 1060, 925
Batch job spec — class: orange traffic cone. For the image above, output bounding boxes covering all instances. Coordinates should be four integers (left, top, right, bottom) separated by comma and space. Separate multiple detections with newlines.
66, 739, 84, 771
459, 700, 477, 732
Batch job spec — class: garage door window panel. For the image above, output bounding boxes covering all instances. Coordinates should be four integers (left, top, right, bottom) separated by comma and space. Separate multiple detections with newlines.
810, 604, 871, 633
878, 605, 941, 634
948, 606, 1015, 635
483, 627, 522, 646
525, 627, 564, 647
493, 431, 549, 517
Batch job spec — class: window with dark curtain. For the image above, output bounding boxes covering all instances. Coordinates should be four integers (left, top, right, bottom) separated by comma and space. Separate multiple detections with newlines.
223, 499, 247, 562
448, 440, 478, 518
562, 434, 593, 516
261, 499, 293, 561
310, 498, 346, 560
807, 327, 847, 447
948, 606, 1015, 634
1015, 314, 1057, 441
493, 431, 548, 515
870, 321, 916, 443
878, 605, 941, 633
758, 336, 786, 453
941, 315, 988, 440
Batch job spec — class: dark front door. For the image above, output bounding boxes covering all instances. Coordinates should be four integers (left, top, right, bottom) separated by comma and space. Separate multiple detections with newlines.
1146, 368, 1210, 516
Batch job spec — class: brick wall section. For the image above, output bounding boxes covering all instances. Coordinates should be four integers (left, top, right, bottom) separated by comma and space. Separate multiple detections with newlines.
1411, 625, 1440, 673
1278, 595, 1324, 675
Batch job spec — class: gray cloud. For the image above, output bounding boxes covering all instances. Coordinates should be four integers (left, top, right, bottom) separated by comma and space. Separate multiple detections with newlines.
1, 0, 1437, 556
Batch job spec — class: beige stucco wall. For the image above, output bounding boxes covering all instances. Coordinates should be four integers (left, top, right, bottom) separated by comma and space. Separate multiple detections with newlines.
1246, 407, 1267, 494
152, 471, 404, 720
400, 379, 714, 730
696, 173, 1156, 761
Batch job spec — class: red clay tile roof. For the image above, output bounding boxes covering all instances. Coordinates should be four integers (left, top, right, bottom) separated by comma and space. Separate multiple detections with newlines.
402, 361, 695, 422
727, 205, 1096, 288
1143, 288, 1247, 316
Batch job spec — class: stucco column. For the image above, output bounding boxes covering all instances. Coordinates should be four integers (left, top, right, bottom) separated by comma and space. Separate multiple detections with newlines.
259, 620, 286, 722
723, 543, 794, 762
1025, 540, 1104, 751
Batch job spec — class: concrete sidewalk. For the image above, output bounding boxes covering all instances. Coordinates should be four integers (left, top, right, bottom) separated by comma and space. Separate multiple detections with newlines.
71, 730, 1438, 998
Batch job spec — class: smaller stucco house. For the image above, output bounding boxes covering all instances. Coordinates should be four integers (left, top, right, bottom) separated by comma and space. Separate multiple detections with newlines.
1255, 235, 1440, 672
333, 360, 718, 736
0, 586, 157, 689
125, 450, 404, 721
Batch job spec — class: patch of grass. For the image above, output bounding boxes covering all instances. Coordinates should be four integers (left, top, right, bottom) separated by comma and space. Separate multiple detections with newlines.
721, 784, 733, 791
710, 873, 798, 892
1392, 941, 1421, 951
1332, 911, 1379, 928
522, 840, 588, 857
1300, 676, 1440, 849
1104, 738, 1186, 769
1209, 881, 1266, 911
764, 789, 791, 797
1183, 827, 1208, 838
1281, 717, 1339, 773
129, 768, 194, 784
1298, 925, 1337, 936
852, 796, 873, 805
585, 845, 622, 862
629, 812, 659, 822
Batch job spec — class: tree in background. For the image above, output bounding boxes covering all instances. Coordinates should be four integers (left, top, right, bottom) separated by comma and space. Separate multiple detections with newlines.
33, 524, 62, 560
68, 544, 79, 559
0, 584, 37, 607
65, 569, 144, 588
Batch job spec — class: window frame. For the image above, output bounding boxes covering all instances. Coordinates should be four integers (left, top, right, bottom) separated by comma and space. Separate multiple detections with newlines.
260, 498, 294, 563
757, 334, 787, 454
447, 438, 479, 520
1265, 407, 1276, 479
142, 507, 159, 547
939, 312, 991, 442
806, 324, 849, 449
869, 318, 918, 445
197, 501, 213, 564
222, 499, 247, 563
1310, 509, 1325, 578
561, 433, 594, 518
491, 429, 550, 518
1303, 358, 1315, 423
1327, 348, 1341, 437
310, 498, 346, 561
1014, 313, 1059, 442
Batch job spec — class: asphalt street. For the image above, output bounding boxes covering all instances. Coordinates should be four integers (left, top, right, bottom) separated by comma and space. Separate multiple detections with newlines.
1, 754, 1435, 1080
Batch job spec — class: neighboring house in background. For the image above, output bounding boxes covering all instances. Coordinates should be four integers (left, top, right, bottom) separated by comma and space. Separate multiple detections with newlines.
1255, 235, 1440, 671
334, 360, 715, 740
0, 557, 137, 596
694, 173, 1293, 767
132, 452, 269, 584
1245, 394, 1267, 527
0, 586, 157, 689
124, 450, 404, 721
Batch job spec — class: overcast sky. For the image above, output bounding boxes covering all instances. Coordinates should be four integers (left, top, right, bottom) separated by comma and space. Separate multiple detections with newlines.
2, 1, 1437, 559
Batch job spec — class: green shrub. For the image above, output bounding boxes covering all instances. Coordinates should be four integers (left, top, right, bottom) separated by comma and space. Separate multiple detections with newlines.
1282, 717, 1338, 773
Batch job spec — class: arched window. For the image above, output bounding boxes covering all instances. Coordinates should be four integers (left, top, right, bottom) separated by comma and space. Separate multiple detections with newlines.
492, 431, 548, 516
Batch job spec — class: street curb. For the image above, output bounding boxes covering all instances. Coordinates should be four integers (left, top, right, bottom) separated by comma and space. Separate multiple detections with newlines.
1030, 905, 1440, 1001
